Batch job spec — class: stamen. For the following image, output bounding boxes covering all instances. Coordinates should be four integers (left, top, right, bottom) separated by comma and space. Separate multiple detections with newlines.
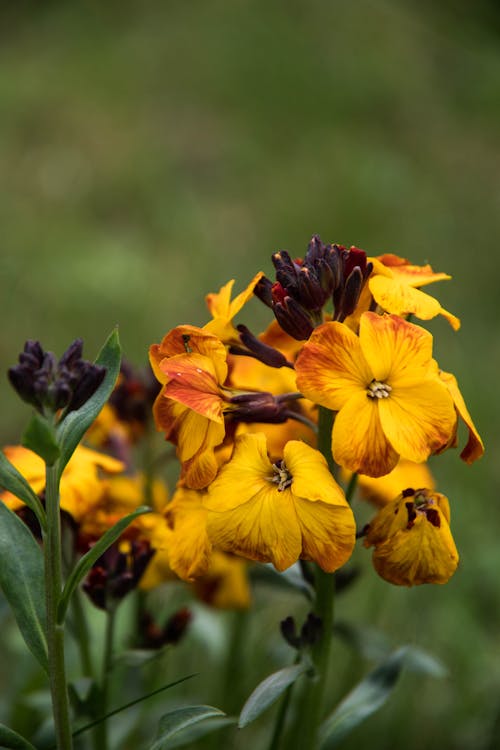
267, 460, 293, 492
366, 380, 392, 399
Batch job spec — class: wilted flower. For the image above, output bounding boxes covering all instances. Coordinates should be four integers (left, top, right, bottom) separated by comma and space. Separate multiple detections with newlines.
364, 488, 459, 586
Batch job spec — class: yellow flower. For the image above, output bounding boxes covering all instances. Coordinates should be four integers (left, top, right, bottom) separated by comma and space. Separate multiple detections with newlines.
295, 312, 457, 477
368, 254, 460, 330
355, 459, 435, 508
78, 473, 168, 543
1, 444, 123, 521
204, 272, 264, 344
139, 485, 212, 587
364, 488, 459, 586
204, 433, 355, 572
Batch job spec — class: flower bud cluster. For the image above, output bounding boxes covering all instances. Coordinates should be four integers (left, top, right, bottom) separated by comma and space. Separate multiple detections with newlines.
82, 540, 154, 611
8, 339, 106, 417
254, 235, 373, 339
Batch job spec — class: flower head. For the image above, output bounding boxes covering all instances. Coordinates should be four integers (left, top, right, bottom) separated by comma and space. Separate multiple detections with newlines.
204, 273, 264, 344
364, 488, 459, 586
204, 433, 355, 572
368, 254, 460, 330
296, 312, 457, 477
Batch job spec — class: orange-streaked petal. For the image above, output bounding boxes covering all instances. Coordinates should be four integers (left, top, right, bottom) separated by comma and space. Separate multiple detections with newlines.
376, 254, 452, 287
378, 379, 456, 463
332, 392, 399, 477
296, 321, 372, 411
151, 325, 228, 384
294, 498, 355, 572
360, 312, 434, 383
440, 370, 484, 463
160, 354, 224, 422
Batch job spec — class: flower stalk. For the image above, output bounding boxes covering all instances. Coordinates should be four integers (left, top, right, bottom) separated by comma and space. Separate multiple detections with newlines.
44, 462, 73, 750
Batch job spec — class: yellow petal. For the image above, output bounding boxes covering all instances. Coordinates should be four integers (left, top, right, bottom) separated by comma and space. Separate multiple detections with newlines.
360, 312, 434, 383
294, 498, 355, 572
284, 441, 347, 506
332, 391, 399, 477
206, 487, 302, 571
378, 379, 456, 463
193, 551, 251, 609
296, 321, 372, 411
165, 487, 212, 580
204, 433, 272, 512
440, 370, 484, 464
151, 325, 228, 384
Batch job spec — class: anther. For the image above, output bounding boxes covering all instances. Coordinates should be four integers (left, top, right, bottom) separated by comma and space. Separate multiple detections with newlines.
366, 380, 392, 399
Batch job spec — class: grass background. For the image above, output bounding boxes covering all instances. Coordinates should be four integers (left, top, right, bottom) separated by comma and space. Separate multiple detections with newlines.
0, 1, 499, 748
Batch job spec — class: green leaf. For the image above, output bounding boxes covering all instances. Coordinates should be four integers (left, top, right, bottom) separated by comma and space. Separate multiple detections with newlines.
0, 449, 46, 531
57, 506, 152, 622
164, 717, 236, 749
22, 412, 60, 465
318, 645, 446, 749
0, 723, 36, 749
239, 661, 310, 729
56, 328, 121, 478
149, 706, 227, 750
0, 502, 48, 672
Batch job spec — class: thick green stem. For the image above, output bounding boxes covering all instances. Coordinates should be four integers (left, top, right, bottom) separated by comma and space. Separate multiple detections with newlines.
288, 407, 337, 749
44, 463, 73, 750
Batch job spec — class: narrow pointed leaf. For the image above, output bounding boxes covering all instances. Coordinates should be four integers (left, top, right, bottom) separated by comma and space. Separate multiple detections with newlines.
239, 661, 310, 729
0, 450, 46, 530
318, 647, 427, 748
58, 506, 152, 622
0, 724, 36, 749
149, 706, 226, 750
166, 717, 236, 749
22, 412, 60, 465
0, 502, 48, 671
56, 328, 121, 478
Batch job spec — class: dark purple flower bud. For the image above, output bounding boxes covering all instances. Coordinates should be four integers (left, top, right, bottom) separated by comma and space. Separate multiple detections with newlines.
8, 338, 107, 419
273, 296, 314, 341
281, 616, 301, 649
139, 608, 192, 649
234, 325, 292, 368
254, 276, 274, 308
229, 390, 289, 424
300, 612, 323, 647
83, 540, 155, 611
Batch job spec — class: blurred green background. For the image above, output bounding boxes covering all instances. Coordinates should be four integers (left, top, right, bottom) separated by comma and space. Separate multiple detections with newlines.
0, 1, 499, 748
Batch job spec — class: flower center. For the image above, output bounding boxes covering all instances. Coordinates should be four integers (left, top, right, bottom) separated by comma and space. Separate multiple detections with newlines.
268, 460, 293, 492
366, 379, 392, 399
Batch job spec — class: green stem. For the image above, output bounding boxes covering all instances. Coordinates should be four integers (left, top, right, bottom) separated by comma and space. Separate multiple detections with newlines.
288, 407, 337, 749
44, 463, 73, 750
95, 606, 117, 750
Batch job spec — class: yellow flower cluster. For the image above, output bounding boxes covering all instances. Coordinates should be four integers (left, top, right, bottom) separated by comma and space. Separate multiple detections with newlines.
1, 240, 484, 600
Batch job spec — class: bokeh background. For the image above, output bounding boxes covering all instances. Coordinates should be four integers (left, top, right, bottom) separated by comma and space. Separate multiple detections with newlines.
1, 1, 499, 748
